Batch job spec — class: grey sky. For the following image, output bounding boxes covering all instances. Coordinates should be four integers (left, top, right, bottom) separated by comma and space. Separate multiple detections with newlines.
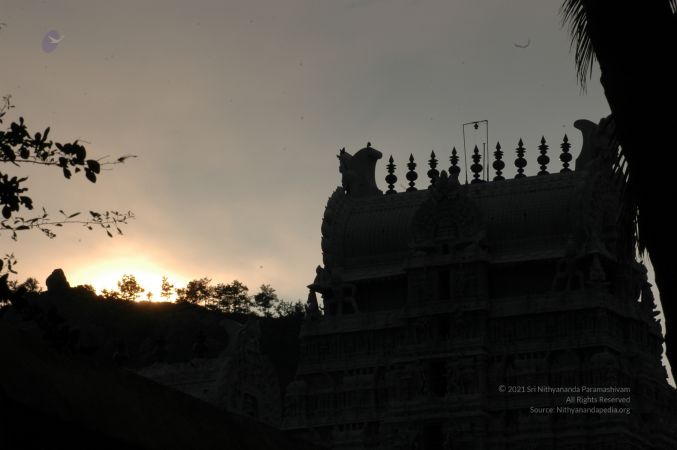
1, 0, 613, 300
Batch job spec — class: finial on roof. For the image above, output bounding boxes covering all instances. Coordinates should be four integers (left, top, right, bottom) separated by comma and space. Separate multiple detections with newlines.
492, 142, 505, 181
470, 145, 483, 183
449, 147, 460, 179
406, 154, 418, 192
367, 141, 372, 148
560, 134, 572, 173
537, 136, 550, 175
386, 155, 397, 195
515, 138, 527, 178
427, 150, 439, 188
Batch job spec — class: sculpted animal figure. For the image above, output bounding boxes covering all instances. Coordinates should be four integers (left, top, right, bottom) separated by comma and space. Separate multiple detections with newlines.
337, 143, 383, 197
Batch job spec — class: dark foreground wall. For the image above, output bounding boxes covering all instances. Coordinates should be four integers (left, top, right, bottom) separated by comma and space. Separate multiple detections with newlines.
0, 321, 323, 450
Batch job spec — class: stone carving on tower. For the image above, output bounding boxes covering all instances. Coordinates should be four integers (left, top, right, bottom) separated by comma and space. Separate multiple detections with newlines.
409, 170, 486, 255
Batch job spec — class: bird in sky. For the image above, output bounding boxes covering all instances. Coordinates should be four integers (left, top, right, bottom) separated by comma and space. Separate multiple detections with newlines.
514, 38, 531, 48
48, 34, 64, 44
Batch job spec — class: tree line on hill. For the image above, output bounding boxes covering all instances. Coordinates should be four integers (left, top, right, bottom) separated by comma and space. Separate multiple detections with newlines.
6, 274, 305, 318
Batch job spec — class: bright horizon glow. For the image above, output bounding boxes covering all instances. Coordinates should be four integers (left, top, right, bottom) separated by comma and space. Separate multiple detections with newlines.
68, 256, 188, 302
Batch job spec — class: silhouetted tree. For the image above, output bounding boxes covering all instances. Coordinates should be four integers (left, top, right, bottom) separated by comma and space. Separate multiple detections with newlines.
0, 96, 134, 242
561, 0, 677, 378
101, 288, 122, 301
274, 300, 305, 318
160, 275, 174, 301
176, 277, 213, 307
75, 284, 96, 295
213, 280, 252, 314
0, 95, 134, 295
7, 276, 41, 292
21, 277, 41, 293
254, 284, 278, 317
173, 278, 295, 316
117, 274, 145, 302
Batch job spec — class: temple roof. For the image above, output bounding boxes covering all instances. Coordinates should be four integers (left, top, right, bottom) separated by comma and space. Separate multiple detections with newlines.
321, 118, 624, 282
326, 172, 582, 281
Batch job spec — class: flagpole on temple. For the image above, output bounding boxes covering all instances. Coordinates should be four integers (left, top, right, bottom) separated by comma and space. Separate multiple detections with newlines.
462, 119, 488, 182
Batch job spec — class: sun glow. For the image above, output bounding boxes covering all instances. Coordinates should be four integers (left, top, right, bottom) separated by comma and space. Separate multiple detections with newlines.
68, 256, 187, 302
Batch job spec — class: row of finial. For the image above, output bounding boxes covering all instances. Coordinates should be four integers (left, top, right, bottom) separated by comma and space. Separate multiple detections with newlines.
385, 135, 573, 194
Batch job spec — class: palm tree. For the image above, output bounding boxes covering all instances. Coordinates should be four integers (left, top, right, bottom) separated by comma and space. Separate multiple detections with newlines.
560, 1, 677, 379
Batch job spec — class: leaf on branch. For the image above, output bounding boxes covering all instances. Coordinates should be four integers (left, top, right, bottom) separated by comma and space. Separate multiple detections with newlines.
2, 144, 15, 161
73, 144, 86, 163
86, 159, 100, 174
19, 197, 33, 209
1, 108, 135, 242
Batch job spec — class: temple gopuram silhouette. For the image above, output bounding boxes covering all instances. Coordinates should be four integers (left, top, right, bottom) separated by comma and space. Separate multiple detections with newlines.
282, 117, 677, 449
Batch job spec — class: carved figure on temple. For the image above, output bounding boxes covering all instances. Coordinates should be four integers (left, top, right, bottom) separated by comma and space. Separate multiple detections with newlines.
410, 170, 486, 254
337, 144, 383, 197
552, 238, 586, 291
309, 265, 332, 294
574, 115, 617, 171
446, 356, 467, 397
305, 290, 321, 319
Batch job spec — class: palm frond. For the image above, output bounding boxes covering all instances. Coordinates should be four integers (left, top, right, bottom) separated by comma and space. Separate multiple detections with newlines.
559, 0, 596, 92
612, 143, 643, 257
602, 120, 643, 257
